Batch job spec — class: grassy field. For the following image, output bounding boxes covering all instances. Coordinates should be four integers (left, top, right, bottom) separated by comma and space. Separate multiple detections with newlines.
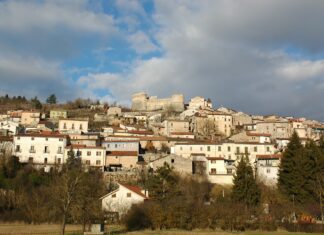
0, 224, 323, 235
0, 223, 82, 234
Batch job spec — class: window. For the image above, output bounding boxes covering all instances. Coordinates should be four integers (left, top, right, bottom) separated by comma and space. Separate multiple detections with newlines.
87, 151, 91, 156
210, 168, 216, 175
63, 123, 67, 129
45, 138, 48, 141
171, 159, 175, 163
236, 147, 240, 154
15, 145, 21, 152
57, 147, 62, 154
31, 137, 34, 141
245, 147, 248, 153
28, 157, 33, 163
180, 147, 183, 151
17, 137, 20, 140
266, 168, 271, 174
115, 144, 117, 148
57, 158, 61, 164
85, 160, 90, 165
96, 151, 101, 156
227, 169, 233, 174
228, 155, 231, 160
254, 146, 258, 152
207, 146, 211, 151
266, 159, 271, 166
44, 146, 49, 153
227, 146, 231, 152
72, 124, 75, 130
80, 124, 83, 130
200, 147, 203, 151
211, 160, 216, 163
190, 147, 192, 151
30, 146, 35, 153
266, 146, 270, 152
59, 138, 63, 142
77, 150, 82, 156
218, 146, 221, 151
44, 158, 48, 164
96, 160, 101, 165
127, 192, 131, 197
112, 193, 116, 198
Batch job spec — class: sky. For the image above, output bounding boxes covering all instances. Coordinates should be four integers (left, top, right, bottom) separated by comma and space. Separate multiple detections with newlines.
1, 0, 324, 121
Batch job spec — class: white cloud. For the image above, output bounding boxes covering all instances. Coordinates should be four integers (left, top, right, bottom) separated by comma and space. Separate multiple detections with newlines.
128, 31, 159, 54
278, 60, 324, 81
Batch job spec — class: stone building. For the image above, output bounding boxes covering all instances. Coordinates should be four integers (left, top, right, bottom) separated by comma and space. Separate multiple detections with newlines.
131, 92, 184, 112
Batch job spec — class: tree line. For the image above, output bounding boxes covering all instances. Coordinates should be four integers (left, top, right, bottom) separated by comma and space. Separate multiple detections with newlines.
123, 132, 324, 232
0, 151, 106, 235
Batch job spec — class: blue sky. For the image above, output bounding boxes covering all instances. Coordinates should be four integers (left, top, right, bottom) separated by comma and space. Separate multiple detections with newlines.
1, 0, 324, 121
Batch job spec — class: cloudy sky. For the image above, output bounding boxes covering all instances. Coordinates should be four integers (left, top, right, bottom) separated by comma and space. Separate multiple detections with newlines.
1, 0, 324, 120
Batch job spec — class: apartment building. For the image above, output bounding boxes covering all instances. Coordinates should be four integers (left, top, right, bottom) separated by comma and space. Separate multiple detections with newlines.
50, 110, 67, 120
13, 132, 68, 165
162, 119, 190, 137
65, 145, 105, 168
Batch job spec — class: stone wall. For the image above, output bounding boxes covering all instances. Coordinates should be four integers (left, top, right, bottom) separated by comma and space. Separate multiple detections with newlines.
132, 92, 184, 112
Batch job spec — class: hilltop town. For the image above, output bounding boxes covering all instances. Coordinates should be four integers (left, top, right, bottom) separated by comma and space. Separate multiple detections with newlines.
0, 92, 323, 233
1, 92, 323, 183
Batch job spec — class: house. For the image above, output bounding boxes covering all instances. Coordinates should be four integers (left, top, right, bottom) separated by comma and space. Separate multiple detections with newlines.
50, 110, 67, 120
58, 118, 89, 134
188, 96, 212, 110
255, 154, 281, 185
107, 107, 122, 116
229, 131, 271, 143
105, 151, 139, 169
13, 132, 68, 166
232, 112, 252, 127
0, 136, 13, 157
206, 157, 234, 185
148, 154, 193, 174
65, 145, 105, 169
21, 111, 40, 126
101, 182, 148, 218
0, 120, 19, 135
162, 119, 190, 137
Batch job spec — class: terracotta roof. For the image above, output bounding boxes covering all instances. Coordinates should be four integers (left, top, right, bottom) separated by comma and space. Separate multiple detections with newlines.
119, 183, 148, 199
139, 136, 167, 141
191, 153, 206, 156
16, 132, 67, 138
171, 132, 194, 135
106, 151, 138, 156
67, 144, 105, 149
256, 154, 281, 159
128, 130, 154, 135
0, 136, 13, 142
207, 157, 225, 160
246, 132, 271, 137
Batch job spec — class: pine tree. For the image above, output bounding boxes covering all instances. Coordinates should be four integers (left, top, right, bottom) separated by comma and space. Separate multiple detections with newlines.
46, 94, 57, 104
232, 154, 260, 208
278, 131, 303, 201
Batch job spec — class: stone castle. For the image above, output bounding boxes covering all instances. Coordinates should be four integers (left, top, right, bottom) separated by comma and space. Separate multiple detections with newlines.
132, 92, 184, 112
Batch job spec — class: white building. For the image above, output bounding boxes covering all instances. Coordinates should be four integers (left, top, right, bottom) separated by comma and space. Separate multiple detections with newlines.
0, 120, 19, 135
101, 183, 148, 218
13, 132, 68, 166
58, 119, 89, 134
255, 154, 281, 185
65, 145, 106, 169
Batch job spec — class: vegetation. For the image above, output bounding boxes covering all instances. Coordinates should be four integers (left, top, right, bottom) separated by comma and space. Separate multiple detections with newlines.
0, 153, 106, 235
46, 94, 57, 104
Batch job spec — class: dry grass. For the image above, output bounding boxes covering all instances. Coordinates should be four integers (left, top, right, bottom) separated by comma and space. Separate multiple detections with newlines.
0, 223, 81, 234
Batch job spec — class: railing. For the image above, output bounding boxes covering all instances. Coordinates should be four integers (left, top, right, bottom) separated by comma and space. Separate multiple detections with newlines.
29, 149, 36, 153
57, 150, 63, 154
43, 150, 50, 154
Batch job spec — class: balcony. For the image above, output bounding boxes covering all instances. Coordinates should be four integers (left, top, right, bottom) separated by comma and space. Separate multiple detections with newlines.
57, 150, 63, 154
15, 149, 21, 153
29, 149, 36, 153
43, 150, 50, 154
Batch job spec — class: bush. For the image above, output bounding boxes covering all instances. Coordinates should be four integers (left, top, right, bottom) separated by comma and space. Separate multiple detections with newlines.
122, 204, 151, 231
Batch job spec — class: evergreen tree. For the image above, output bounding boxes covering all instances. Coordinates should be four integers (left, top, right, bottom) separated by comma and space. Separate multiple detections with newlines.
278, 131, 303, 201
231, 155, 260, 208
46, 94, 57, 104
31, 96, 42, 109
